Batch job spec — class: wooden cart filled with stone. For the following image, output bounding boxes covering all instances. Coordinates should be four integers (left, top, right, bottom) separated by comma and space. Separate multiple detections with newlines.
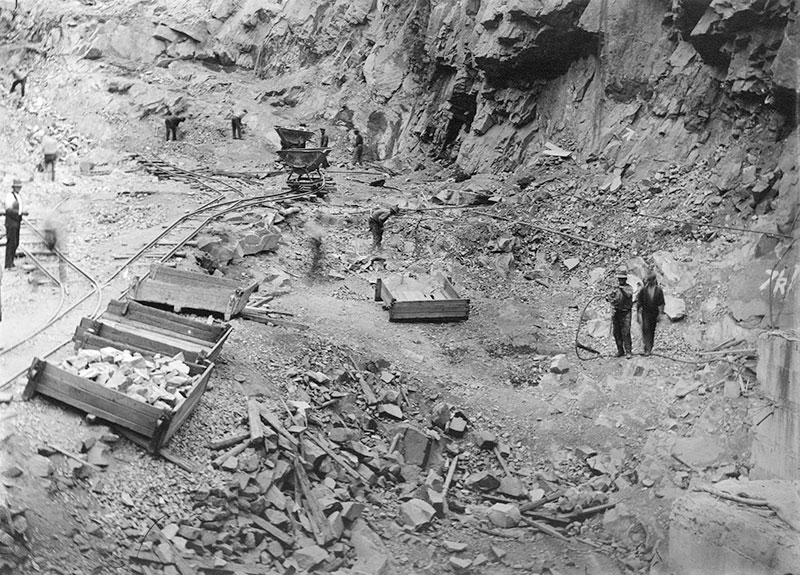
128, 264, 258, 320
24, 347, 214, 452
72, 299, 232, 364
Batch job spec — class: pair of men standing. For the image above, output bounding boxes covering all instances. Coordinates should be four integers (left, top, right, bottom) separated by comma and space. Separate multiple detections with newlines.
609, 268, 665, 357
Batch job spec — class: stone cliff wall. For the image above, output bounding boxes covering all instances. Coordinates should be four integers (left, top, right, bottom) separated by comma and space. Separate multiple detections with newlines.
5, 0, 799, 222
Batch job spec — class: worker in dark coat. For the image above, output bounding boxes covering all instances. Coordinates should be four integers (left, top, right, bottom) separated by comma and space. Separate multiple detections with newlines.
636, 270, 665, 356
369, 205, 400, 250
319, 128, 330, 168
4, 179, 26, 270
165, 110, 185, 141
352, 129, 364, 166
608, 268, 634, 358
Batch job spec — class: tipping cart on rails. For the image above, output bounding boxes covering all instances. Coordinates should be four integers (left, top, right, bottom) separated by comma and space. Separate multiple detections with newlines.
275, 126, 315, 149
276, 148, 331, 191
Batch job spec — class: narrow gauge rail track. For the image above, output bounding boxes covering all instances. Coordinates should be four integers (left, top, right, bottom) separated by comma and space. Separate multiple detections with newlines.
0, 168, 325, 388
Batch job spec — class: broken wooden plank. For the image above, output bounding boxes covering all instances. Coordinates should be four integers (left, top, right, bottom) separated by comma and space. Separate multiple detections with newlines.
520, 516, 569, 541
248, 513, 294, 547
494, 446, 512, 476
358, 376, 378, 405
158, 448, 198, 473
260, 408, 299, 447
293, 455, 336, 545
306, 432, 367, 482
47, 444, 103, 472
247, 399, 264, 441
212, 438, 252, 468
208, 431, 250, 451
520, 491, 562, 513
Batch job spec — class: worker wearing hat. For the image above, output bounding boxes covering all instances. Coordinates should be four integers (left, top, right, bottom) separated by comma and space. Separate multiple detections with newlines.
231, 106, 247, 140
4, 179, 27, 269
636, 269, 665, 356
368, 205, 400, 251
608, 267, 634, 358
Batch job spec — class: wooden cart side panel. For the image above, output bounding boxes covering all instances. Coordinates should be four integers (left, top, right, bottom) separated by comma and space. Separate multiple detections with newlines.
97, 317, 212, 351
378, 280, 396, 307
161, 363, 214, 445
30, 363, 163, 436
106, 299, 227, 341
75, 333, 202, 364
149, 264, 241, 288
231, 281, 260, 317
389, 301, 470, 321
442, 278, 461, 299
133, 280, 233, 315
207, 325, 233, 361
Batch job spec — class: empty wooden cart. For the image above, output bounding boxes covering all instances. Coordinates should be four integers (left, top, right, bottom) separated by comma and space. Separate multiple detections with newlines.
129, 264, 258, 320
375, 275, 470, 321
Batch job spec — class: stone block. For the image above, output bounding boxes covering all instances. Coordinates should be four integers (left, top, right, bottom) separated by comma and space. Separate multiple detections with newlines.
293, 545, 329, 571
487, 503, 521, 528
497, 476, 526, 499
398, 498, 435, 529
464, 470, 500, 491
400, 425, 431, 467
473, 430, 497, 450
668, 488, 800, 575
550, 354, 570, 374
664, 296, 686, 321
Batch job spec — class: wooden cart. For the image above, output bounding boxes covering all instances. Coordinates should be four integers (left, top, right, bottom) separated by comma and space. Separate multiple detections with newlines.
70, 300, 232, 364
23, 356, 215, 451
129, 264, 258, 320
375, 275, 470, 322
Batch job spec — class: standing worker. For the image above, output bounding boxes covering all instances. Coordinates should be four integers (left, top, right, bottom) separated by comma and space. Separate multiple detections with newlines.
5, 179, 26, 270
231, 107, 246, 140
164, 109, 185, 141
369, 205, 400, 251
608, 268, 634, 358
352, 129, 364, 166
636, 270, 665, 356
10, 68, 26, 98
42, 135, 57, 182
319, 128, 330, 168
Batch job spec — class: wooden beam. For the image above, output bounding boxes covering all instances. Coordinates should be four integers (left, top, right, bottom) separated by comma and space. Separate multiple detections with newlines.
260, 408, 299, 447
211, 439, 252, 468
293, 456, 336, 545
248, 513, 294, 547
208, 431, 250, 451
247, 399, 264, 441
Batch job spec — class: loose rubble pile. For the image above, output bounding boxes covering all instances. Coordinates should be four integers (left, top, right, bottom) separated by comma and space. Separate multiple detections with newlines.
59, 348, 199, 410
116, 349, 638, 574
0, 486, 28, 574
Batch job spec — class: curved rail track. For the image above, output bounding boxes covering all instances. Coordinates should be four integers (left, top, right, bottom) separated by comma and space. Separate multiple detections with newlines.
1, 158, 327, 388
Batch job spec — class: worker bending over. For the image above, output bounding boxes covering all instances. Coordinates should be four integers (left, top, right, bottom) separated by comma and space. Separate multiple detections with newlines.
369, 205, 400, 250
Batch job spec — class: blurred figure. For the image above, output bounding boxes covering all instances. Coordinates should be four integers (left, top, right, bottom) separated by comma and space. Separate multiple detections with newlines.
10, 68, 26, 98
636, 270, 665, 356
368, 205, 400, 250
352, 129, 364, 166
42, 135, 57, 181
165, 109, 185, 141
231, 106, 246, 139
319, 128, 329, 147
